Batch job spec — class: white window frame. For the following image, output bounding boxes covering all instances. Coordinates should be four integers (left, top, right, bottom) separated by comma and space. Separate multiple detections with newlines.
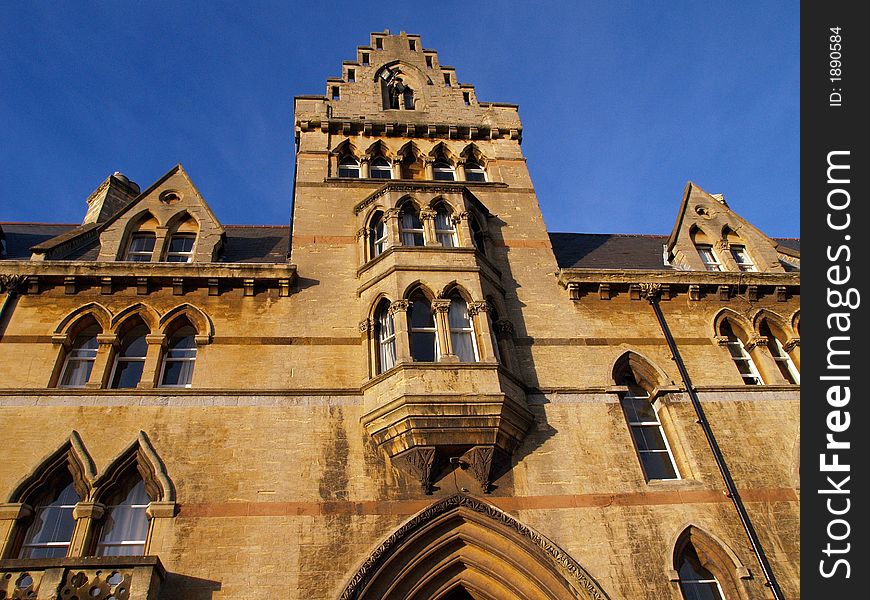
622, 388, 680, 481
158, 329, 197, 388
369, 156, 392, 179
164, 233, 196, 263
376, 305, 397, 373
95, 480, 150, 557
58, 329, 100, 388
696, 244, 723, 271
399, 206, 425, 246
721, 323, 763, 385
730, 244, 757, 272
447, 296, 479, 363
434, 207, 457, 248
761, 323, 800, 384
408, 296, 439, 362
338, 155, 360, 178
19, 482, 79, 559
464, 161, 486, 182
679, 575, 726, 600
109, 328, 149, 389
124, 232, 156, 262
432, 159, 455, 181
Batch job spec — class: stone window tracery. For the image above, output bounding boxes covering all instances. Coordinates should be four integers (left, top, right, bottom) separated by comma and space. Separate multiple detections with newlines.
447, 293, 478, 362
95, 475, 151, 557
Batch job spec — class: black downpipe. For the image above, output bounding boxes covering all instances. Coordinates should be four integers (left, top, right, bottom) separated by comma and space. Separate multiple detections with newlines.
645, 290, 785, 600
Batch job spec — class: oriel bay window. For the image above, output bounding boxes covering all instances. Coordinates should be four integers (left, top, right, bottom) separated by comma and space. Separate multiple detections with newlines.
447, 293, 478, 362
408, 291, 438, 362
375, 301, 397, 373
434, 204, 457, 247
400, 204, 425, 246
369, 210, 388, 259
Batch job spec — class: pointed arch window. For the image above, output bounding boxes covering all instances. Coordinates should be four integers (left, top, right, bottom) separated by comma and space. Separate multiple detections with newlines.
619, 372, 679, 480
370, 156, 393, 179
400, 204, 425, 246
96, 476, 151, 556
58, 323, 100, 388
124, 232, 156, 262
678, 541, 726, 600
464, 161, 486, 182
408, 291, 438, 362
696, 244, 723, 271
720, 320, 762, 385
434, 205, 457, 247
433, 159, 455, 181
375, 301, 396, 373
338, 155, 361, 178
159, 323, 197, 387
18, 474, 80, 558
730, 244, 756, 272
447, 293, 478, 362
760, 320, 799, 384
369, 210, 388, 258
110, 323, 149, 389
165, 233, 196, 263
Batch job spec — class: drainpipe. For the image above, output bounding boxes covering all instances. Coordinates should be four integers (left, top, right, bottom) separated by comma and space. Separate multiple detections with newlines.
640, 284, 785, 600
0, 275, 25, 338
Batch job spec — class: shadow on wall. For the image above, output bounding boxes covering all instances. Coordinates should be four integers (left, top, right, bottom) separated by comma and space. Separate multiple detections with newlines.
160, 573, 222, 599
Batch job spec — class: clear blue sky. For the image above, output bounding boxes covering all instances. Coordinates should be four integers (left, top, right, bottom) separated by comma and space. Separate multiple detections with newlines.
0, 1, 799, 237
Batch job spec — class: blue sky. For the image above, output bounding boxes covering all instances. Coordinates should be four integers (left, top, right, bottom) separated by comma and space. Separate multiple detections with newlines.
0, 1, 799, 237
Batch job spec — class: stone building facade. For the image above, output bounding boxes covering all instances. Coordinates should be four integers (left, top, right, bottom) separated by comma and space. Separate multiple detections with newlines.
0, 31, 799, 600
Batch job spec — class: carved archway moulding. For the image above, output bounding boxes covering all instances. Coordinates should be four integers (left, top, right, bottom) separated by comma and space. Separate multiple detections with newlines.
338, 493, 611, 600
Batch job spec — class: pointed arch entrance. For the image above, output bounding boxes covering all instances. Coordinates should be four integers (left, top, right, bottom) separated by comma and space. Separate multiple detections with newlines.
339, 494, 611, 600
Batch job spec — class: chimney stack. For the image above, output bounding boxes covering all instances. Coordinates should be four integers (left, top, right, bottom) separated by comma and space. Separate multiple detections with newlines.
83, 172, 140, 224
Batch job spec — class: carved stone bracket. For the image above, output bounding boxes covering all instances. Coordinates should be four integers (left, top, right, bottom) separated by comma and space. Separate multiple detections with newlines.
462, 446, 495, 493
638, 283, 662, 303
775, 286, 788, 302
432, 299, 451, 313
419, 209, 437, 221
746, 285, 759, 301
688, 284, 701, 302
467, 301, 489, 316
717, 285, 731, 301
358, 319, 371, 334
598, 283, 611, 300
0, 274, 26, 293
783, 338, 800, 352
744, 336, 768, 352
714, 239, 730, 252
494, 319, 515, 337
395, 446, 436, 494
714, 336, 730, 347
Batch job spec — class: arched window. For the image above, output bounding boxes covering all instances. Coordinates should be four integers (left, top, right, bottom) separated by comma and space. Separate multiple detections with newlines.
18, 473, 80, 558
434, 204, 456, 247
159, 322, 197, 387
95, 475, 151, 556
125, 232, 156, 262
618, 372, 679, 480
58, 322, 100, 388
447, 293, 478, 362
110, 322, 149, 389
400, 204, 425, 246
470, 217, 487, 256
677, 541, 726, 600
375, 301, 396, 373
370, 156, 393, 179
369, 210, 388, 259
696, 244, 723, 271
408, 291, 438, 362
729, 245, 756, 271
338, 155, 361, 178
433, 159, 455, 181
760, 320, 799, 384
720, 320, 762, 385
464, 161, 486, 182
165, 233, 195, 262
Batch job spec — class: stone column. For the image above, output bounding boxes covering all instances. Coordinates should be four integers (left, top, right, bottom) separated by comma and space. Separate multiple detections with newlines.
385, 208, 401, 247
69, 501, 105, 556
152, 226, 170, 262
360, 157, 370, 179
784, 338, 800, 371
423, 157, 434, 180
0, 503, 31, 558
745, 336, 789, 385
468, 301, 496, 362
86, 333, 118, 389
389, 300, 412, 364
420, 209, 438, 246
357, 226, 369, 264
137, 334, 166, 389
454, 211, 471, 247
455, 158, 467, 181
432, 299, 456, 362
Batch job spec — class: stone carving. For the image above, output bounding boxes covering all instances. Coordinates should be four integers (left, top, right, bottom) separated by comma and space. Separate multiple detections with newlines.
0, 274, 26, 293
462, 446, 494, 493
783, 338, 800, 352
59, 569, 132, 600
432, 299, 451, 313
395, 446, 436, 494
386, 300, 410, 315
338, 493, 611, 600
358, 319, 370, 333
638, 282, 663, 303
467, 301, 489, 316
494, 319, 514, 337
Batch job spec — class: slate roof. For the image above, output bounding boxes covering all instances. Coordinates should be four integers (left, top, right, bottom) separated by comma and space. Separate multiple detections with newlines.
0, 223, 290, 263
549, 233, 671, 270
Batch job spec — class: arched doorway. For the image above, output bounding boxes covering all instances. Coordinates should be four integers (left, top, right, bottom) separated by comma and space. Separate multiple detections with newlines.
339, 494, 611, 600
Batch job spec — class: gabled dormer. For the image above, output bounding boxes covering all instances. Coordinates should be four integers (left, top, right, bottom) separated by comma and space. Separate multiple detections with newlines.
96, 165, 225, 263
665, 182, 796, 273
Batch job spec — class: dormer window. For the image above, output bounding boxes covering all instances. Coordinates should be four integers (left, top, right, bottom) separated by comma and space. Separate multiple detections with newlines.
347, 69, 355, 82
730, 245, 756, 271
165, 233, 196, 263
375, 37, 383, 50
443, 73, 451, 87
338, 155, 361, 178
433, 159, 455, 181
370, 156, 392, 179
696, 244, 722, 271
125, 233, 156, 262
361, 52, 370, 66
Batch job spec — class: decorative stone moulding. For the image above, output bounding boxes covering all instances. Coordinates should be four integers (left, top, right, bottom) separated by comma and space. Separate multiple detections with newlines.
361, 364, 533, 494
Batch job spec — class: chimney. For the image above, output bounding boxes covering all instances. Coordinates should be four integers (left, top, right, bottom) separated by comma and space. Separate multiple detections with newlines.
83, 172, 140, 224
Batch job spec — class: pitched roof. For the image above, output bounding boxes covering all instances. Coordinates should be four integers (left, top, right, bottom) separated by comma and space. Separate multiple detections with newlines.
550, 232, 671, 270
0, 222, 290, 264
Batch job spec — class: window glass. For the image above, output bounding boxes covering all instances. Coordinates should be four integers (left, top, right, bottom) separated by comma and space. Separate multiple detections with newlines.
678, 543, 726, 600
408, 293, 437, 362
125, 233, 155, 262
338, 155, 360, 178
434, 206, 456, 247
760, 321, 799, 383
160, 325, 197, 387
433, 160, 455, 181
400, 206, 425, 246
19, 477, 79, 559
620, 374, 679, 480
376, 303, 396, 373
370, 156, 392, 179
96, 477, 150, 556
448, 295, 477, 362
696, 244, 722, 271
165, 234, 195, 263
720, 320, 762, 385
464, 161, 486, 182
111, 324, 149, 389
730, 245, 756, 272
59, 324, 100, 388
369, 211, 387, 258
